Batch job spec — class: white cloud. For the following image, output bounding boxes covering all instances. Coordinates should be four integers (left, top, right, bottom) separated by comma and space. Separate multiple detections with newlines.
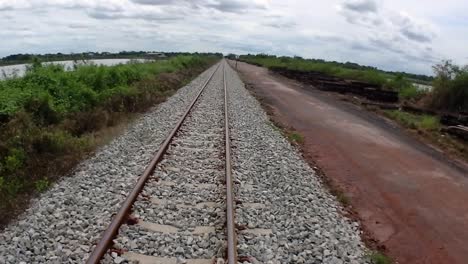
0, 0, 466, 74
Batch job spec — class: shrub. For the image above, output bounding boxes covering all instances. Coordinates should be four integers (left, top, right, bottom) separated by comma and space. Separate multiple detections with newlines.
35, 179, 49, 192
32, 130, 90, 154
431, 60, 468, 112
3, 148, 25, 173
398, 85, 425, 101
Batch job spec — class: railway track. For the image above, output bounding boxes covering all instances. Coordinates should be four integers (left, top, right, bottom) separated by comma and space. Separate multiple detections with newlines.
0, 58, 370, 263
86, 60, 237, 263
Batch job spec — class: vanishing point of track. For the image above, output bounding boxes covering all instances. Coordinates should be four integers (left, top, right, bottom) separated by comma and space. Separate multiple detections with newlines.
86, 60, 237, 263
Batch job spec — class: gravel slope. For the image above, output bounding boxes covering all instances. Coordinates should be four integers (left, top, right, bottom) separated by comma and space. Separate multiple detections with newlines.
225, 63, 370, 264
0, 64, 219, 264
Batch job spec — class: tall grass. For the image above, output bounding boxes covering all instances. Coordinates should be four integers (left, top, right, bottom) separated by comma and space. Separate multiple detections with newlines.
384, 110, 440, 131
0, 55, 218, 223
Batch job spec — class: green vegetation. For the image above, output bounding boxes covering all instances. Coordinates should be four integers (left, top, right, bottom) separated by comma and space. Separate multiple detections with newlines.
385, 74, 425, 101
0, 55, 218, 221
369, 251, 392, 264
287, 131, 304, 144
384, 110, 440, 131
35, 179, 49, 192
239, 54, 430, 100
431, 60, 468, 112
398, 85, 425, 101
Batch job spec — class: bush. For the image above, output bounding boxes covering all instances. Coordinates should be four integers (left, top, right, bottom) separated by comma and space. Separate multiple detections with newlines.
431, 60, 468, 112
35, 179, 49, 192
32, 130, 90, 154
3, 148, 25, 173
399, 85, 425, 101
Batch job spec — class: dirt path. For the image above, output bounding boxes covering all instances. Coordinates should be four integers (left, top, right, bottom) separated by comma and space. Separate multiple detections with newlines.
233, 61, 468, 264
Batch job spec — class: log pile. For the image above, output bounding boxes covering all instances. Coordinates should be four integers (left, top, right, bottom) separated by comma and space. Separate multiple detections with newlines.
442, 126, 468, 141
440, 114, 468, 127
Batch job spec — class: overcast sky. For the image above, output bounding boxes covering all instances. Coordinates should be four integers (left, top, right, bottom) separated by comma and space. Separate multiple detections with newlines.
1, 0, 467, 75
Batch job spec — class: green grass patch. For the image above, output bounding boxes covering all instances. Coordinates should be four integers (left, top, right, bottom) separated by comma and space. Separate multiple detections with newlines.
384, 110, 440, 131
287, 131, 304, 144
369, 251, 392, 264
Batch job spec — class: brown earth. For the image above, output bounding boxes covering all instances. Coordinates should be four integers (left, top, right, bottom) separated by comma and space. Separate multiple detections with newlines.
231, 60, 468, 264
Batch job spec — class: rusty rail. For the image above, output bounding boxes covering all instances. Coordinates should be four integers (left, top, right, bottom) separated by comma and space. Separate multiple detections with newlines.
223, 61, 237, 263
86, 62, 221, 264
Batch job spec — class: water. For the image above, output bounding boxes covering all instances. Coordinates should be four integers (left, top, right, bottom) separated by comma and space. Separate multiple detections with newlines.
413, 83, 433, 91
0, 58, 147, 80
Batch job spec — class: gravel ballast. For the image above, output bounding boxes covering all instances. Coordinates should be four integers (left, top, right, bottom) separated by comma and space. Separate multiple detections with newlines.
225, 63, 370, 264
0, 64, 219, 264
0, 61, 369, 264
108, 62, 227, 262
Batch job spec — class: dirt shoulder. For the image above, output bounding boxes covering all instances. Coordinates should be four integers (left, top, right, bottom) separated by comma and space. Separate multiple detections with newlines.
231, 60, 468, 264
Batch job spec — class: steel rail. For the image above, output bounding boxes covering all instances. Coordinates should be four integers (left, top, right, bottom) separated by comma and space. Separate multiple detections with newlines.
223, 61, 237, 263
86, 62, 222, 264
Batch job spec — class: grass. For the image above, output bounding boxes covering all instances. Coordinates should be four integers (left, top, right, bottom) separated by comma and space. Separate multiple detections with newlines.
287, 131, 304, 144
369, 251, 392, 264
398, 85, 425, 101
384, 110, 440, 131
0, 54, 219, 226
34, 179, 49, 192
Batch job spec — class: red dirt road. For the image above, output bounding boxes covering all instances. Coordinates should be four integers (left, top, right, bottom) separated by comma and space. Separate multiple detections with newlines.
233, 61, 468, 264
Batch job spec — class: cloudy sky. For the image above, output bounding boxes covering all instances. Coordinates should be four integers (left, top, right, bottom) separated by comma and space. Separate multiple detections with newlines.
1, 0, 467, 75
